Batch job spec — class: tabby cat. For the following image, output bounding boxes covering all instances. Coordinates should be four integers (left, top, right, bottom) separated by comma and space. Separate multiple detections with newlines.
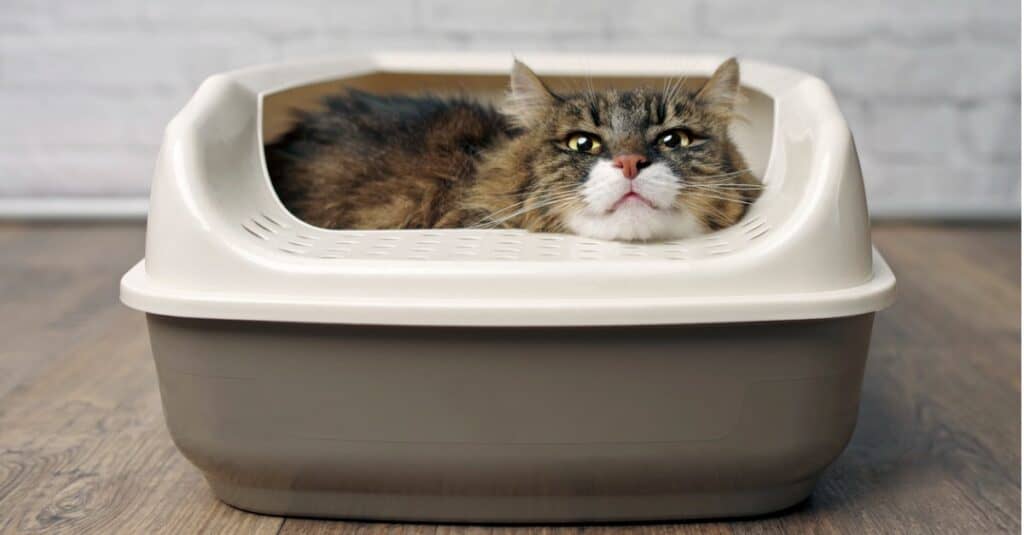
266, 58, 760, 241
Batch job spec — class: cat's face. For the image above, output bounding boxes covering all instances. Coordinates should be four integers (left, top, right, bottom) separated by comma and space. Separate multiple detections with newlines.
501, 59, 759, 241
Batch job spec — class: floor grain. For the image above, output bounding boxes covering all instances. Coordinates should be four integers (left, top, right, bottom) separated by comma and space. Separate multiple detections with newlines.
0, 222, 1019, 534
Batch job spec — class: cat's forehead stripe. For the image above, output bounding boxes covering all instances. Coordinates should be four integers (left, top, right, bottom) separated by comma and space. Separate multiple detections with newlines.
653, 95, 667, 126
587, 100, 602, 127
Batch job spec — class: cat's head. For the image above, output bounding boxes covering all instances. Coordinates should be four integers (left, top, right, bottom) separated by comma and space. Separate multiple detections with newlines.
497, 58, 759, 241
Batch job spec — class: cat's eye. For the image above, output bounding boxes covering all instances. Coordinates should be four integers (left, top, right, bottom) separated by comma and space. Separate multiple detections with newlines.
657, 129, 695, 149
566, 133, 602, 155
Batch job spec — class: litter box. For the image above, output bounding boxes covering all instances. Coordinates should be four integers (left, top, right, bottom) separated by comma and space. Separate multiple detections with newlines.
120, 53, 896, 523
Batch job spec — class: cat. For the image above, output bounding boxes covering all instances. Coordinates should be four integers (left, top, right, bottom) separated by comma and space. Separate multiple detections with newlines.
265, 58, 761, 242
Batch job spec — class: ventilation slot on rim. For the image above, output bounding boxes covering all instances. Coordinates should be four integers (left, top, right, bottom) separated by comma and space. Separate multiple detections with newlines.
250, 219, 277, 235
241, 223, 268, 240
741, 216, 771, 241
260, 212, 287, 229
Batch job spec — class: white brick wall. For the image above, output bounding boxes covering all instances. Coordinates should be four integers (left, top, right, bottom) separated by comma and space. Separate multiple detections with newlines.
0, 0, 1019, 217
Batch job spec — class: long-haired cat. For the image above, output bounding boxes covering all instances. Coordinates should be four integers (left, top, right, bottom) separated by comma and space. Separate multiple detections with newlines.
266, 58, 760, 241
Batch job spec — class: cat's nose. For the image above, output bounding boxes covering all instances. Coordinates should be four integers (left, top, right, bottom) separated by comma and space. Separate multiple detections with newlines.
612, 154, 650, 180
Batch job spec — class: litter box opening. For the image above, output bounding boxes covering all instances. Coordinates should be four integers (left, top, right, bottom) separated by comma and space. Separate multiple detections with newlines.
156, 54, 865, 269
259, 70, 776, 235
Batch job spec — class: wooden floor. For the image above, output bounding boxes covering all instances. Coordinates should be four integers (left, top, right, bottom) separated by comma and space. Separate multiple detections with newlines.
0, 222, 1019, 534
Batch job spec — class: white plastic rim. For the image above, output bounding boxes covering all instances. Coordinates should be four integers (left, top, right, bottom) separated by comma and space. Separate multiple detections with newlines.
122, 250, 894, 326
120, 52, 896, 327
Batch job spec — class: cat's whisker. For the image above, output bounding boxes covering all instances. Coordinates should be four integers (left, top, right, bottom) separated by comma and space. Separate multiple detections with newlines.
471, 197, 577, 226
486, 189, 582, 211
480, 190, 571, 201
475, 187, 583, 213
472, 191, 584, 227
679, 191, 758, 206
483, 183, 583, 198
696, 177, 760, 186
682, 181, 765, 189
474, 196, 580, 229
684, 186, 764, 192
664, 74, 690, 104
674, 197, 735, 221
583, 70, 599, 105
682, 188, 759, 201
681, 168, 755, 181
683, 178, 762, 185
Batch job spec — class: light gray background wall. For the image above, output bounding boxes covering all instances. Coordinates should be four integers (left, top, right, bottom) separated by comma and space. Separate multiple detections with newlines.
1, 1, 1020, 218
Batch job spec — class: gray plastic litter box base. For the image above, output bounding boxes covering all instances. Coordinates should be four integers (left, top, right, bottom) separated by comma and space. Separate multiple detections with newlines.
146, 314, 873, 523
208, 477, 818, 523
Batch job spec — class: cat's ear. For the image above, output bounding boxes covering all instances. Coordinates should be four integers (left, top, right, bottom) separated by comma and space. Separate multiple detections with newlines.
504, 59, 558, 127
696, 57, 740, 117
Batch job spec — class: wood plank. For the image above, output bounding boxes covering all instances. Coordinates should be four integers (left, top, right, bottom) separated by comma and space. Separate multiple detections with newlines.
0, 222, 1018, 534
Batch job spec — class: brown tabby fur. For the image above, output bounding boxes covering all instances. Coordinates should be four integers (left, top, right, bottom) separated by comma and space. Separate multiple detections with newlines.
266, 59, 760, 238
